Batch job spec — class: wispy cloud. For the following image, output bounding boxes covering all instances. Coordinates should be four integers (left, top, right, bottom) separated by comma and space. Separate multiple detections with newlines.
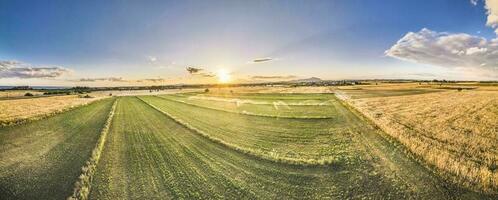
250, 75, 297, 79
141, 78, 165, 83
78, 77, 127, 82
147, 56, 158, 63
252, 57, 274, 63
186, 66, 215, 77
186, 66, 203, 74
0, 60, 70, 79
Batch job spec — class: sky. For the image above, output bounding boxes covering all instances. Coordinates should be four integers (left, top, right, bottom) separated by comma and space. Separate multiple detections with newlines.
1, 0, 498, 86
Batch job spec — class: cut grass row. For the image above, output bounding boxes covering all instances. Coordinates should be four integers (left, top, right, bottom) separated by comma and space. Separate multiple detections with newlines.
159, 94, 336, 118
69, 98, 118, 200
0, 98, 115, 200
90, 97, 473, 199
177, 92, 335, 101
140, 95, 360, 164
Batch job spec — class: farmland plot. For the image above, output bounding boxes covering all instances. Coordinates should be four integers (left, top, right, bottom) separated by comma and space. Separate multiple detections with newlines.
141, 95, 364, 163
90, 97, 479, 199
348, 90, 498, 193
0, 95, 107, 126
160, 93, 337, 118
0, 98, 115, 200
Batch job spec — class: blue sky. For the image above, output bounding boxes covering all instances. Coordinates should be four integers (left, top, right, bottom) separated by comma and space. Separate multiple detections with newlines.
0, 0, 496, 86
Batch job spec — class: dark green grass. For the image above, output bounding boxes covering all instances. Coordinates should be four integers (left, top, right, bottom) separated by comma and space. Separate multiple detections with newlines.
0, 98, 115, 200
90, 97, 474, 199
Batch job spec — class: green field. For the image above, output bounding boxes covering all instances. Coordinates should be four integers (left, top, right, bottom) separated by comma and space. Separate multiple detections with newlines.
0, 98, 115, 199
160, 93, 337, 118
90, 97, 471, 199
0, 94, 495, 199
142, 95, 368, 163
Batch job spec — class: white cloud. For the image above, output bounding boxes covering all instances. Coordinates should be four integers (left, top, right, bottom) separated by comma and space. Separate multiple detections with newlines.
485, 0, 498, 34
147, 56, 157, 63
385, 28, 498, 77
386, 1, 498, 78
0, 60, 70, 79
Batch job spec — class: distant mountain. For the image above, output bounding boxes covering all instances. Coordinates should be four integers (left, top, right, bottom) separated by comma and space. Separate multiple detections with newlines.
289, 77, 322, 83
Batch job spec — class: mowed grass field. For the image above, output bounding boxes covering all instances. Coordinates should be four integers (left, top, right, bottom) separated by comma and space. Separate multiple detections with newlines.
0, 98, 115, 199
89, 96, 490, 199
161, 93, 337, 118
1, 90, 496, 199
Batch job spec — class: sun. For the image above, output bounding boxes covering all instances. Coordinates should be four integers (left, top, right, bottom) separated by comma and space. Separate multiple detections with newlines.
216, 69, 231, 83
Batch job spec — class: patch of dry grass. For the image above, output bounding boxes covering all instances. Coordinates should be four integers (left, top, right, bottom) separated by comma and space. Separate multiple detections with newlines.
348, 90, 498, 193
0, 95, 108, 126
0, 90, 44, 98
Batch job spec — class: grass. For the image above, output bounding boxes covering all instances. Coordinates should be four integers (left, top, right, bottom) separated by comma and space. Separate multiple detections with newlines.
347, 90, 498, 193
159, 93, 337, 118
0, 95, 107, 127
1, 88, 496, 198
140, 95, 362, 164
69, 99, 118, 200
0, 98, 115, 200
89, 97, 480, 199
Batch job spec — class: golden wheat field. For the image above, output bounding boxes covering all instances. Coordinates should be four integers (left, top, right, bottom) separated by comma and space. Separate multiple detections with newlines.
0, 90, 43, 98
343, 87, 498, 193
0, 95, 108, 126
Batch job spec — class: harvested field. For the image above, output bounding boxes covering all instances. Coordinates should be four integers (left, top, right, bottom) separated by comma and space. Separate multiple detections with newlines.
347, 90, 498, 193
0, 98, 115, 199
0, 90, 44, 99
160, 93, 338, 118
89, 96, 481, 199
0, 90, 495, 199
0, 95, 108, 126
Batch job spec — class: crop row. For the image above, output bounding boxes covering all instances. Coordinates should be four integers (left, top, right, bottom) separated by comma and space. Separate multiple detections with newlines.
69, 98, 118, 200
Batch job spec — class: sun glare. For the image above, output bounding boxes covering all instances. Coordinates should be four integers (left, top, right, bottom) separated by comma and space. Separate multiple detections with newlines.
217, 69, 231, 83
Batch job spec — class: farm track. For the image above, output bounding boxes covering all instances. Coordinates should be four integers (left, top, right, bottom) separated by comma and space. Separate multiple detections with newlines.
0, 98, 115, 200
88, 96, 492, 199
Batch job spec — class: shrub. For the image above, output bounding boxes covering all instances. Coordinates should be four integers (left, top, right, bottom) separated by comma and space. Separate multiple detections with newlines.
24, 92, 34, 96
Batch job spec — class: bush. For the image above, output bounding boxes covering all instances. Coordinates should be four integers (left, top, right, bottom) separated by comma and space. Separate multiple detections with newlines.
24, 92, 34, 96
204, 88, 210, 93
80, 94, 92, 98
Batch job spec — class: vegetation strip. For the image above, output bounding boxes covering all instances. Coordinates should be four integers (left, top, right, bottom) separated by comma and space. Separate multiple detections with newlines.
0, 97, 109, 127
68, 98, 118, 200
138, 96, 339, 166
157, 95, 333, 119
